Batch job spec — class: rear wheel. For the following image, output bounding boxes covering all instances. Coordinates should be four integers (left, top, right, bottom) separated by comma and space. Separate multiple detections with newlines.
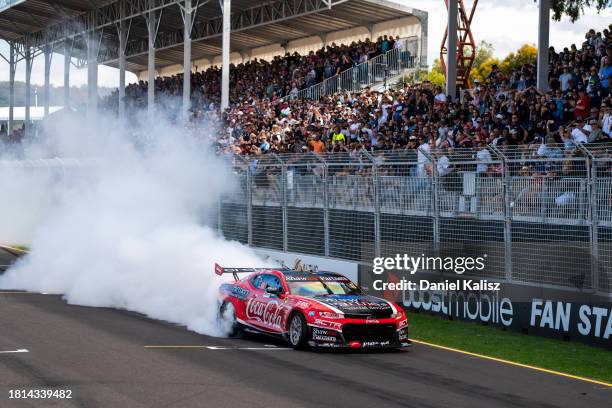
288, 313, 308, 349
218, 301, 242, 338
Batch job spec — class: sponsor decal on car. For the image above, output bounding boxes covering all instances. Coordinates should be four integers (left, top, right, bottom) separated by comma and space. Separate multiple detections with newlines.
313, 319, 342, 330
312, 327, 338, 342
230, 286, 250, 300
246, 298, 285, 328
362, 341, 391, 347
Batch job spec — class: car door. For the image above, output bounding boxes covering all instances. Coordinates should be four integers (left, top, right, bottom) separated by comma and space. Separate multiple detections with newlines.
248, 273, 287, 333
244, 273, 267, 330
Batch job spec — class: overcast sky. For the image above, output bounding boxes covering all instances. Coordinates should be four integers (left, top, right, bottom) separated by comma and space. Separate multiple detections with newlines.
0, 0, 609, 88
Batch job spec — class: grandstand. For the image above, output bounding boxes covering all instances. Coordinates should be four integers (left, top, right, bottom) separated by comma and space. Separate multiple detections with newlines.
0, 0, 428, 136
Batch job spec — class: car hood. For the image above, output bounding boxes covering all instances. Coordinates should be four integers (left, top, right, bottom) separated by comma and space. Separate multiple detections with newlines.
311, 294, 394, 316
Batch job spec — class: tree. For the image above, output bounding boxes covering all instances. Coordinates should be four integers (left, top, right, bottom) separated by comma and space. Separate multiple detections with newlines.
499, 44, 538, 74
550, 0, 611, 23
426, 59, 446, 87
472, 40, 495, 69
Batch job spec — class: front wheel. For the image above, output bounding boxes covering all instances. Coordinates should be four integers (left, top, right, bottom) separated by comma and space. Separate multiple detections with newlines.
287, 313, 308, 349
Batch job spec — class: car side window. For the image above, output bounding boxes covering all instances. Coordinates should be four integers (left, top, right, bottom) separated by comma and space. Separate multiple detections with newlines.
261, 274, 283, 293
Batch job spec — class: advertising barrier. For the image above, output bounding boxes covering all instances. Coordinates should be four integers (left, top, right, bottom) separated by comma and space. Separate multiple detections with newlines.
359, 265, 612, 349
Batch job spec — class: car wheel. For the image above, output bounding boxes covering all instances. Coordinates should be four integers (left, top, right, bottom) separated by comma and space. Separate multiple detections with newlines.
288, 313, 307, 349
218, 301, 242, 338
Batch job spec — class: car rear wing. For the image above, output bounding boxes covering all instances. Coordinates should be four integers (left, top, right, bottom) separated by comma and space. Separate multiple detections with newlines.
214, 263, 271, 281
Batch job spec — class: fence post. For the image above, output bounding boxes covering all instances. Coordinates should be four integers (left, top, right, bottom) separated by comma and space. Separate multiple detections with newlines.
272, 154, 288, 253
312, 153, 330, 257
418, 147, 439, 252
364, 151, 381, 258
573, 142, 598, 291
489, 145, 512, 282
246, 164, 253, 247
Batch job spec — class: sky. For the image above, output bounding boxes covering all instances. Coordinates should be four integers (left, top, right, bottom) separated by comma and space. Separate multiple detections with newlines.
0, 0, 609, 89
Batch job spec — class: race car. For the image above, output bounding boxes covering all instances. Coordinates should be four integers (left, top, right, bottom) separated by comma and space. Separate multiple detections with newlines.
215, 263, 410, 349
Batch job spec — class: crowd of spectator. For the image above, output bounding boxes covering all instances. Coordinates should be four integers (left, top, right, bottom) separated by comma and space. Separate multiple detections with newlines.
102, 35, 404, 112
211, 25, 611, 180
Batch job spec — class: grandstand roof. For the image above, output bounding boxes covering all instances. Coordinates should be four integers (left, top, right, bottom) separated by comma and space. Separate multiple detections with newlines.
0, 0, 426, 73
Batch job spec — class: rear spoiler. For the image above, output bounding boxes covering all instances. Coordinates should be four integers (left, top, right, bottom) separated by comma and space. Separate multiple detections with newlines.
215, 263, 271, 281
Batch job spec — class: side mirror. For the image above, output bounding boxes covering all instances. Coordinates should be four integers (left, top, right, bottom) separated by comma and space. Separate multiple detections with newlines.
266, 286, 282, 296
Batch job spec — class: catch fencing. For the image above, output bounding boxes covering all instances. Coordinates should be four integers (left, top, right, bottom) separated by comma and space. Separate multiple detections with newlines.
218, 144, 612, 295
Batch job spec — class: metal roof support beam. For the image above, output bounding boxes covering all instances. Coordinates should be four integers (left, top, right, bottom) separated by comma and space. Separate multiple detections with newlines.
537, 0, 550, 91
220, 0, 231, 111
24, 43, 32, 139
64, 39, 72, 109
180, 0, 193, 120
0, 42, 19, 134
144, 0, 163, 120
116, 1, 130, 122
446, 0, 458, 100
43, 44, 52, 117
8, 42, 15, 135
87, 29, 102, 123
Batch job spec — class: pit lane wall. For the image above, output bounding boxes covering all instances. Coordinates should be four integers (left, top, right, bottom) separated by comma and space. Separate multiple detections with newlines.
359, 267, 612, 349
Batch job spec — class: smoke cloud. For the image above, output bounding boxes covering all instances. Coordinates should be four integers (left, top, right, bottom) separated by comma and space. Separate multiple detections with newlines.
0, 109, 267, 336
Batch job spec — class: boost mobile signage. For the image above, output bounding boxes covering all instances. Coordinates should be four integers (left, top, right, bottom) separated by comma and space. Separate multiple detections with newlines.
359, 267, 612, 349
402, 288, 515, 327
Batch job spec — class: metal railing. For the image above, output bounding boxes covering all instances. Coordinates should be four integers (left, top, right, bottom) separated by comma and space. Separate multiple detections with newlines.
218, 144, 612, 295
290, 37, 421, 101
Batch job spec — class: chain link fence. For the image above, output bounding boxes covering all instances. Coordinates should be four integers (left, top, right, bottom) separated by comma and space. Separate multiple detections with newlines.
219, 144, 612, 295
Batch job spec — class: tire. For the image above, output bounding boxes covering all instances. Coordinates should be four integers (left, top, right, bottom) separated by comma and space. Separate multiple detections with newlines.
287, 312, 308, 350
218, 301, 242, 338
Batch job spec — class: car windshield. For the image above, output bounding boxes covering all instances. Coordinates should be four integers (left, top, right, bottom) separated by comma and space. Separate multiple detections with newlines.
287, 277, 361, 297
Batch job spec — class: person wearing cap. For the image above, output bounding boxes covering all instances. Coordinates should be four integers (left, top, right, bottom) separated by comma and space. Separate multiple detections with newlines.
588, 119, 604, 142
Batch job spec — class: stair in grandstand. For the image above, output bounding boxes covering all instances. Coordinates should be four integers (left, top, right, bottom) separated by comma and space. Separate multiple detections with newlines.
294, 36, 422, 100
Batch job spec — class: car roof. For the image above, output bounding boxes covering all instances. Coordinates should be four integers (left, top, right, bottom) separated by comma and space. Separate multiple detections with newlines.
281, 270, 349, 280
247, 269, 350, 281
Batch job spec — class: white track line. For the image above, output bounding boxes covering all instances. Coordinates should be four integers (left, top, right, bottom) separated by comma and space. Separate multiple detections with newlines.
0, 349, 29, 354
144, 345, 291, 350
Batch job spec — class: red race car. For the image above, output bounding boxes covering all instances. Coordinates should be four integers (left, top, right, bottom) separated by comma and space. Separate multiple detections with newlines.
215, 263, 410, 350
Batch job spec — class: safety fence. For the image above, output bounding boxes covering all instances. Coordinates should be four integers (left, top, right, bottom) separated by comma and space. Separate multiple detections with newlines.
218, 144, 612, 295
290, 36, 421, 101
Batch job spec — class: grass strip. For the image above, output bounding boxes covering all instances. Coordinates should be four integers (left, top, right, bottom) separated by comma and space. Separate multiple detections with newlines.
409, 312, 612, 384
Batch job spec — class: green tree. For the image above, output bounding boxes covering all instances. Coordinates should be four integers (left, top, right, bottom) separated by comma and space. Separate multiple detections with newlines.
426, 59, 446, 87
499, 44, 538, 74
551, 0, 611, 23
472, 40, 495, 69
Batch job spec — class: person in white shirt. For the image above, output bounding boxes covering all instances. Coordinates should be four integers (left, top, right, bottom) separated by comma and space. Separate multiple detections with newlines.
437, 153, 452, 177
476, 142, 491, 173
434, 86, 447, 104
559, 66, 572, 92
602, 108, 611, 137
571, 119, 590, 143
417, 140, 432, 177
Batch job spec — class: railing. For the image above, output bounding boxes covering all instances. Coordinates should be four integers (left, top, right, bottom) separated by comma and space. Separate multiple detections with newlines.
290, 36, 421, 101
219, 144, 612, 295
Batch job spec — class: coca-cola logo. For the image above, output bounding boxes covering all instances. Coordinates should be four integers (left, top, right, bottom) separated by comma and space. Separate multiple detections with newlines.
246, 298, 284, 328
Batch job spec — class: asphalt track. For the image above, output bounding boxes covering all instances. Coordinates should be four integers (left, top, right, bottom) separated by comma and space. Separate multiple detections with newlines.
0, 255, 610, 407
